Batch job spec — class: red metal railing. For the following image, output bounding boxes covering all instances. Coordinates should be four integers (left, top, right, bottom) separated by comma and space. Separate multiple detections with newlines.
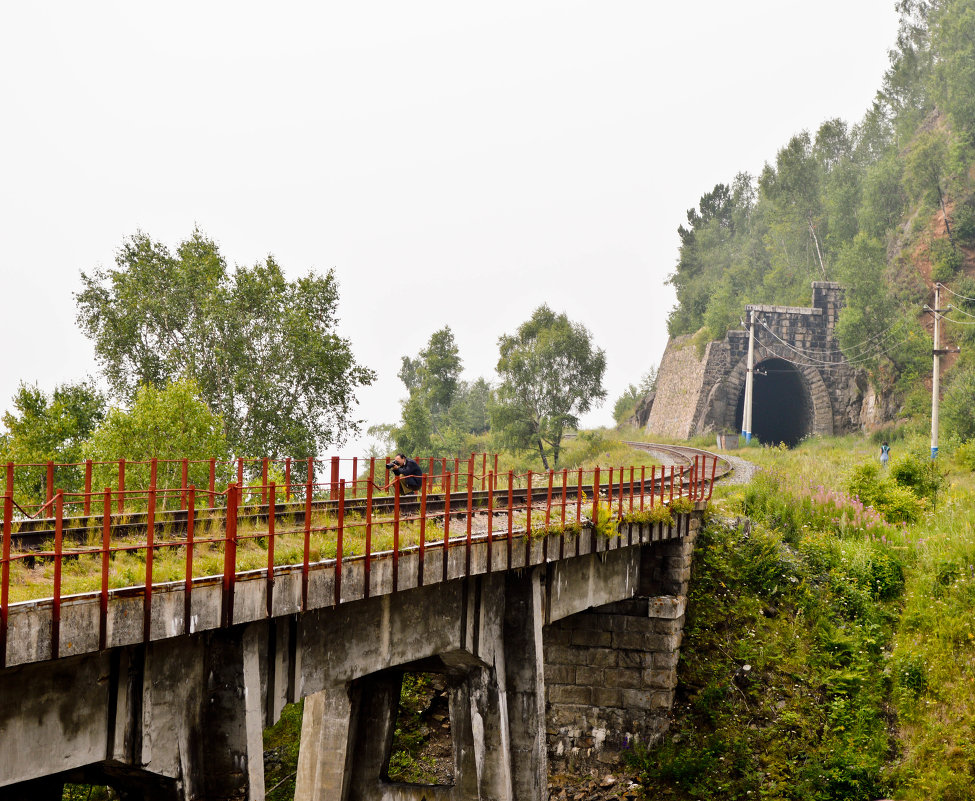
0, 454, 718, 667
1, 452, 499, 522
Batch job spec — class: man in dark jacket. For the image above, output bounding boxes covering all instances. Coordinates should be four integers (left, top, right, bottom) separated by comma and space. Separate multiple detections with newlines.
385, 453, 424, 494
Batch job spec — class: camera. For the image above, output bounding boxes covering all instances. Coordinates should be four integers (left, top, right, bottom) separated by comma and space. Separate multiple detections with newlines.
385, 462, 397, 472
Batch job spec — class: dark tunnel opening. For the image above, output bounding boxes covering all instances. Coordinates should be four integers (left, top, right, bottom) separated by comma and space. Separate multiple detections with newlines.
734, 358, 814, 447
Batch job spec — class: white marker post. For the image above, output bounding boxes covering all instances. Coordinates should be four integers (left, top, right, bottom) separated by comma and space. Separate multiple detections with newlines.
742, 309, 755, 443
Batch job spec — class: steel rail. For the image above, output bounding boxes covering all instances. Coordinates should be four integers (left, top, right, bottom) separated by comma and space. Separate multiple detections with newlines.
7, 443, 728, 551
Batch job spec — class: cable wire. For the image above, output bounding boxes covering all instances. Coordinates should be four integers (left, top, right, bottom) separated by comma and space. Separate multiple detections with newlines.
940, 284, 975, 303
755, 320, 915, 367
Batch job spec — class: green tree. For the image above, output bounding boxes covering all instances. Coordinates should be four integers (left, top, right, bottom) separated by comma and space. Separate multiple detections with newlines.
903, 128, 955, 242
0, 381, 106, 505
942, 363, 975, 441
391, 327, 493, 457
398, 327, 461, 417
612, 368, 657, 425
76, 229, 375, 457
85, 379, 229, 507
491, 305, 606, 469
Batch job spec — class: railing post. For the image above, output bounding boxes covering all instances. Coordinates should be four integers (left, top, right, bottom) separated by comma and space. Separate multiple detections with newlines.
223, 483, 239, 627
629, 466, 635, 514
443, 472, 451, 583
46, 461, 54, 510
1, 463, 13, 667
145, 474, 156, 641
708, 455, 718, 500
493, 454, 499, 488
181, 458, 189, 509
237, 458, 244, 492
591, 467, 600, 551
525, 471, 533, 539
336, 480, 345, 604
99, 487, 111, 650
486, 471, 494, 572
330, 456, 340, 500
351, 457, 358, 499
640, 465, 646, 511
266, 482, 275, 618
302, 479, 312, 611
365, 466, 374, 598
669, 466, 675, 503
392, 481, 401, 592
481, 453, 487, 490
417, 476, 427, 587
117, 458, 125, 514
186, 485, 196, 632
507, 470, 514, 570
52, 490, 64, 659
618, 465, 625, 520
84, 459, 93, 517
261, 458, 269, 506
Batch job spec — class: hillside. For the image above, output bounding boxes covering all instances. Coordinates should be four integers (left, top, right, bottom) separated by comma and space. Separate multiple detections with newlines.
663, 0, 975, 434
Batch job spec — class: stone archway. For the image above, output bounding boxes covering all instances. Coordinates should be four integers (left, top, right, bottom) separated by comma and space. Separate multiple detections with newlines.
733, 358, 814, 446
701, 349, 834, 444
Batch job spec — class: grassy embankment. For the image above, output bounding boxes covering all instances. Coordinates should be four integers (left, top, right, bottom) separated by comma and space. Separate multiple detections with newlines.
628, 433, 975, 801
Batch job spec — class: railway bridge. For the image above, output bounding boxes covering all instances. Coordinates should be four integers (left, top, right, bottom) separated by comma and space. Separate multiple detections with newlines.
0, 446, 725, 800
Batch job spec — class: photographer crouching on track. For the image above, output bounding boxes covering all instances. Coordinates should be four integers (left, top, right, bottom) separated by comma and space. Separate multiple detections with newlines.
384, 453, 423, 494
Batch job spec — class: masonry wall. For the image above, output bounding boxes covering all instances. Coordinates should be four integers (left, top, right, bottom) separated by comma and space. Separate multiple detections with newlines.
645, 337, 722, 439
647, 282, 869, 440
543, 522, 699, 773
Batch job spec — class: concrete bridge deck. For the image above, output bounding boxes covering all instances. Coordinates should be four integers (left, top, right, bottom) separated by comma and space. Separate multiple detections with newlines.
0, 450, 719, 800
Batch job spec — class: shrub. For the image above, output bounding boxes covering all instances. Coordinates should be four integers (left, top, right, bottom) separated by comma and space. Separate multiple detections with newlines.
889, 453, 943, 500
929, 236, 962, 282
954, 440, 975, 471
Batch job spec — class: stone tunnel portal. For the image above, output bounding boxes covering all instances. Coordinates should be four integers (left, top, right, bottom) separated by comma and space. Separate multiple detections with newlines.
734, 358, 814, 447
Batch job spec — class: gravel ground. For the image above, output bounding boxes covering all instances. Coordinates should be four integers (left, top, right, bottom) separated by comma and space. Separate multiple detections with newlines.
718, 453, 762, 485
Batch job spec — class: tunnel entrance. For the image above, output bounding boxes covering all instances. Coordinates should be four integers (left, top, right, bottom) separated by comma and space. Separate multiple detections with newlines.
734, 358, 814, 447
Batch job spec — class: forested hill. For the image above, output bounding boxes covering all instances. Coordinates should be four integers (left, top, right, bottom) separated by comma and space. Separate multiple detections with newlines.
666, 0, 975, 415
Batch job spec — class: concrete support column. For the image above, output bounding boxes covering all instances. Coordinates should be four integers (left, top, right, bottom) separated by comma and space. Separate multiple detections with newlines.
197, 625, 267, 801
468, 666, 514, 800
294, 686, 358, 801
503, 568, 547, 800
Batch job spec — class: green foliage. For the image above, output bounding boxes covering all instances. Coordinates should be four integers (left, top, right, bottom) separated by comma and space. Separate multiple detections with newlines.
76, 228, 375, 457
663, 0, 975, 404
847, 462, 929, 524
0, 381, 106, 505
84, 379, 229, 507
391, 326, 493, 458
491, 305, 606, 470
942, 363, 975, 441
629, 513, 897, 801
387, 673, 442, 784
612, 368, 657, 425
928, 235, 962, 282
263, 701, 303, 801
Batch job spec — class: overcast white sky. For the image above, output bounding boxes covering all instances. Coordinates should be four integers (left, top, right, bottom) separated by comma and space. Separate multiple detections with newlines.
0, 1, 900, 455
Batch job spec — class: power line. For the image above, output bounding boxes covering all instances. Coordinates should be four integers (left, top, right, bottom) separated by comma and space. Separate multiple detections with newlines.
755, 319, 915, 367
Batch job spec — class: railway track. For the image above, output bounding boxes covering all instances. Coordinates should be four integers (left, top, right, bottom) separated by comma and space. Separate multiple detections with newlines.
7, 443, 730, 550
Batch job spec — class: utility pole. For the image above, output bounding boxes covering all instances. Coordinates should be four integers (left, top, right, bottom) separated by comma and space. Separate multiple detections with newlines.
931, 283, 941, 460
742, 308, 755, 443
924, 283, 960, 459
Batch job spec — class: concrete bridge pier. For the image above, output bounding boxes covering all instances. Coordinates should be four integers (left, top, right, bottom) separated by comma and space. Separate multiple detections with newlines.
293, 568, 549, 801
0, 626, 269, 801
